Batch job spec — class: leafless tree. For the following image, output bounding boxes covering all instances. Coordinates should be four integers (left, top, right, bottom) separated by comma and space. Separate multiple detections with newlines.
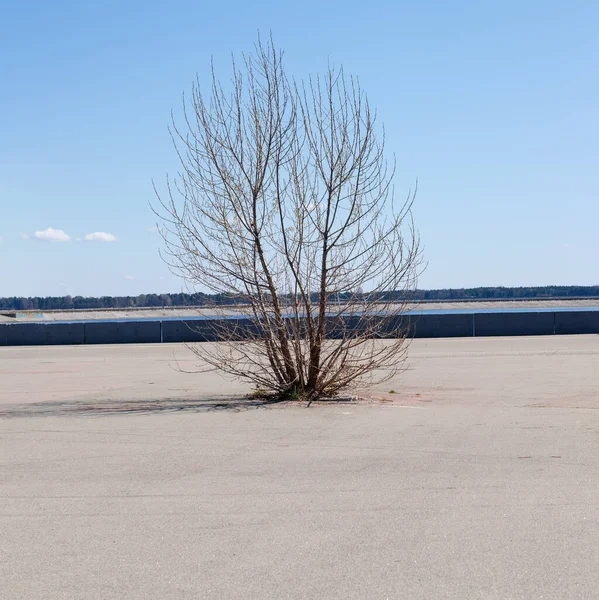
154, 36, 422, 400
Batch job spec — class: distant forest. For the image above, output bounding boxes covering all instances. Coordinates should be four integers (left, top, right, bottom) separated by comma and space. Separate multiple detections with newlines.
1, 286, 598, 311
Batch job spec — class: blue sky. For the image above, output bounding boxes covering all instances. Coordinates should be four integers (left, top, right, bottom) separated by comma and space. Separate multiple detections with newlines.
1, 0, 597, 297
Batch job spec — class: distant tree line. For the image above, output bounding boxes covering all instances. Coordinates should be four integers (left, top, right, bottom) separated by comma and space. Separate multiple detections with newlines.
409, 285, 599, 301
0, 292, 222, 311
1, 286, 598, 311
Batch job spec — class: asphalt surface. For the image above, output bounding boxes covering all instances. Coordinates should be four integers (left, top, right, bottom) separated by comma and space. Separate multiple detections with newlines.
1, 336, 598, 599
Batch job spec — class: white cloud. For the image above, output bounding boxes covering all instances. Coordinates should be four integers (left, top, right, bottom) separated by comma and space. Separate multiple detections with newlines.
84, 231, 117, 243
34, 227, 71, 242
145, 226, 159, 233
124, 275, 136, 281
20, 232, 30, 240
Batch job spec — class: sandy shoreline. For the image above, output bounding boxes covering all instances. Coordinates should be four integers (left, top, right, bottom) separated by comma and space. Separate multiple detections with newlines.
2, 298, 599, 322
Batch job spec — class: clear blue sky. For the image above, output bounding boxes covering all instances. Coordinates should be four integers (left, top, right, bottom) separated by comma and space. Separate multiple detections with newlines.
1, 0, 597, 297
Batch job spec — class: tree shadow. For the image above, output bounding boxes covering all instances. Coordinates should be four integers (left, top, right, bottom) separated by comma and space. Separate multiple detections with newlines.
0, 395, 291, 418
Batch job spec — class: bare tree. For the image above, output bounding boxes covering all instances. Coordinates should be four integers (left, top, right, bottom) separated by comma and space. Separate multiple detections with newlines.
154, 36, 421, 400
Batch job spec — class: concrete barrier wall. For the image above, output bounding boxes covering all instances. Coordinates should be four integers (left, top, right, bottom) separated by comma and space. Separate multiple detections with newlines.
410, 313, 474, 338
83, 321, 162, 344
474, 312, 555, 337
0, 311, 597, 346
554, 311, 599, 335
325, 314, 473, 339
0, 323, 9, 346
161, 318, 261, 343
162, 319, 213, 343
4, 322, 85, 346
325, 315, 368, 339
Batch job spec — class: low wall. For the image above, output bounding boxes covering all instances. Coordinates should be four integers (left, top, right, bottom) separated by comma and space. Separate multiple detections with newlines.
1, 322, 85, 346
83, 321, 162, 344
0, 311, 597, 346
474, 312, 555, 337
313, 313, 474, 339
161, 318, 261, 343
162, 319, 214, 343
554, 311, 599, 335
410, 313, 474, 338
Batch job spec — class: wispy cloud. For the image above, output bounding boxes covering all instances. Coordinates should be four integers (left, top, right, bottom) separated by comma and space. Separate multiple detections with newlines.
145, 226, 159, 233
123, 275, 136, 281
34, 227, 71, 242
84, 231, 117, 242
